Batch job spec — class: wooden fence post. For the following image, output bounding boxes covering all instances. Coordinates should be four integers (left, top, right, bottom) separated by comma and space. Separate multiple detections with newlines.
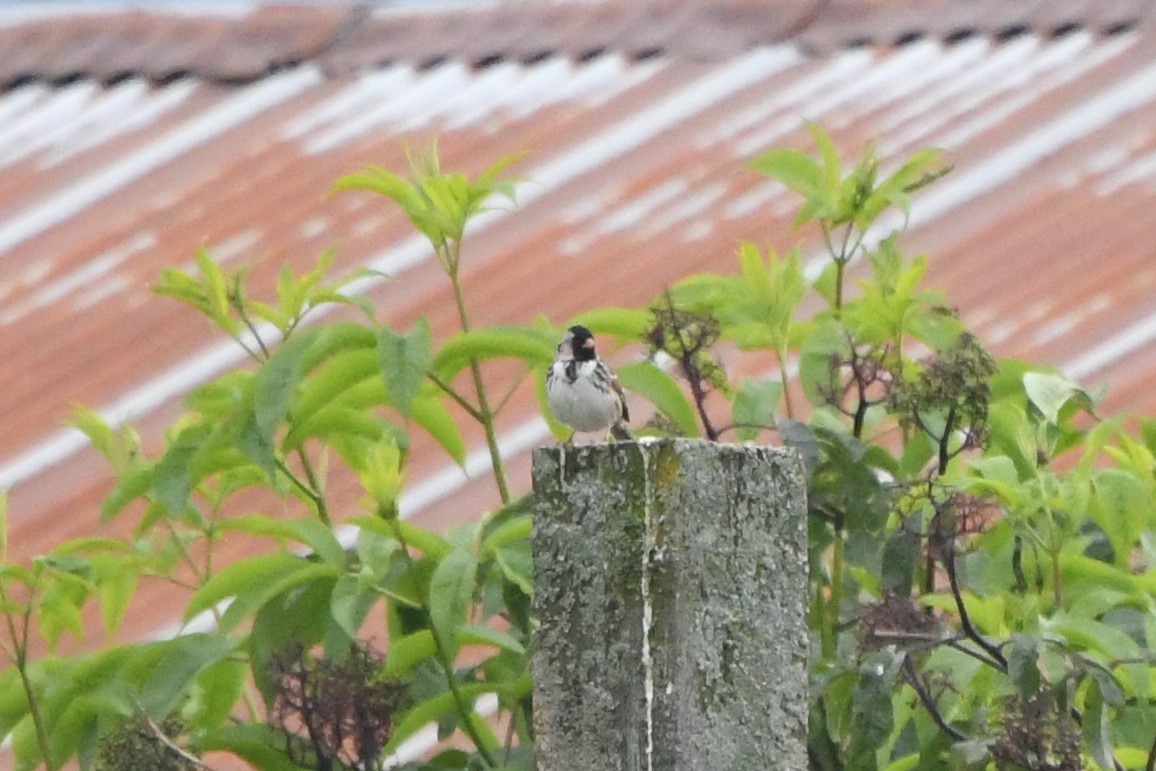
531, 438, 808, 769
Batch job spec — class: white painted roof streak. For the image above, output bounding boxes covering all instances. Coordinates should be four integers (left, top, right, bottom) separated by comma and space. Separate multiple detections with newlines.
0, 67, 322, 255
0, 49, 795, 489
4, 36, 1156, 494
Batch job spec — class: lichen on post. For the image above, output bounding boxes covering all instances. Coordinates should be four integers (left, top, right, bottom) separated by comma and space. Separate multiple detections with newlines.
531, 438, 808, 770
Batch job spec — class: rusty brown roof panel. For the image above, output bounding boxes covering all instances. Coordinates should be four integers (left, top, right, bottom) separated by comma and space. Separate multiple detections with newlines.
9, 0, 1150, 88
5, 2, 1156, 767
799, 0, 1151, 50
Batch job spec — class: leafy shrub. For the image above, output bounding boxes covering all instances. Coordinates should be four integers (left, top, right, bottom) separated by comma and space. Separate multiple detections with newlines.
1, 128, 1154, 771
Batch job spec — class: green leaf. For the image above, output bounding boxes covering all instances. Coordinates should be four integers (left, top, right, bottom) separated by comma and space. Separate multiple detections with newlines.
778, 419, 821, 477
329, 572, 376, 640
195, 246, 236, 331
749, 148, 823, 208
293, 347, 379, 427
881, 522, 918, 596
1006, 635, 1041, 703
495, 544, 533, 597
411, 392, 467, 465
248, 574, 335, 702
456, 624, 525, 655
798, 319, 847, 408
253, 330, 313, 447
731, 378, 782, 442
863, 147, 948, 222
284, 405, 393, 452
153, 266, 207, 314
334, 167, 427, 220
384, 682, 503, 756
139, 634, 236, 717
385, 629, 437, 675
428, 547, 478, 654
151, 426, 202, 516
219, 515, 347, 566
354, 440, 405, 513
98, 570, 136, 638
71, 407, 115, 463
808, 121, 843, 204
199, 724, 306, 771
185, 657, 247, 731
987, 402, 1037, 479
432, 326, 555, 379
616, 362, 698, 437
482, 514, 532, 555
352, 516, 452, 559
897, 430, 934, 477
186, 553, 336, 628
569, 307, 652, 340
1024, 371, 1092, 424
38, 594, 85, 649
847, 649, 902, 765
378, 318, 433, 418
464, 708, 502, 754
1083, 675, 1116, 771
1089, 469, 1150, 569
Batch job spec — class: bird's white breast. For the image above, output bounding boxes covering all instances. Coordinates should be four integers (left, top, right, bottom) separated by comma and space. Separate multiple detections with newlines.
547, 360, 621, 432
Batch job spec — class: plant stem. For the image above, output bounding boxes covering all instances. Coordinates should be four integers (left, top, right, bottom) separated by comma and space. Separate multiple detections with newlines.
938, 404, 956, 476
824, 535, 845, 660
779, 347, 795, 420
296, 449, 329, 524
445, 244, 510, 504
902, 656, 968, 742
834, 260, 846, 314
0, 581, 54, 770
944, 550, 1006, 671
275, 456, 330, 526
432, 634, 500, 768
387, 518, 499, 767
427, 373, 484, 422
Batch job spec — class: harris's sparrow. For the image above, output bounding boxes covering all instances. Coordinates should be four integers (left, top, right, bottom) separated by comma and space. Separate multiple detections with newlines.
546, 325, 632, 441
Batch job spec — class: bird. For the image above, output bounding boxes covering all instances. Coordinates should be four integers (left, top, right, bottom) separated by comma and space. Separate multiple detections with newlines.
546, 325, 633, 442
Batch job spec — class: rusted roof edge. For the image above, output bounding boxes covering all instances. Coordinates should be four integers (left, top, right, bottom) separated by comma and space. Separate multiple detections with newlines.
0, 0, 1147, 88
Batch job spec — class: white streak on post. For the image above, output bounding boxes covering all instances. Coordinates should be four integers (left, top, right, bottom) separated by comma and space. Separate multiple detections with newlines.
640, 447, 656, 771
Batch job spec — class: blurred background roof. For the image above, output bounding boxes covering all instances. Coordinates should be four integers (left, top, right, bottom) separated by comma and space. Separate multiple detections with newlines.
2, 0, 1156, 761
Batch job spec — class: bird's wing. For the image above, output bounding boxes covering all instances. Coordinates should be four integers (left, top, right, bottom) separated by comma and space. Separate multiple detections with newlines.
610, 370, 630, 423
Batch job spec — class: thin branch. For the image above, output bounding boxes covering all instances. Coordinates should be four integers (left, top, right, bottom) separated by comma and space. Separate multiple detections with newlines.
231, 294, 271, 361
275, 457, 330, 526
944, 638, 1004, 671
493, 367, 531, 416
902, 656, 968, 742
387, 517, 499, 768
851, 362, 870, 439
662, 291, 719, 440
427, 372, 484, 422
502, 706, 518, 763
445, 241, 510, 504
938, 404, 956, 476
944, 549, 1007, 671
141, 714, 219, 771
296, 449, 330, 525
0, 577, 55, 770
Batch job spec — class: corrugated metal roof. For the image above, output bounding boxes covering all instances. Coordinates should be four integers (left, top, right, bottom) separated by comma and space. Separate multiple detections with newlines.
3, 0, 1156, 764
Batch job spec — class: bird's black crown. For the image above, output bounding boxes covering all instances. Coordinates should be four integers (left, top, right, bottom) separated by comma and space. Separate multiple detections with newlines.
567, 325, 597, 360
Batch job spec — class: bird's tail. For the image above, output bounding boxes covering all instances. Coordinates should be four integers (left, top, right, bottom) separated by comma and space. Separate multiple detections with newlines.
609, 421, 634, 442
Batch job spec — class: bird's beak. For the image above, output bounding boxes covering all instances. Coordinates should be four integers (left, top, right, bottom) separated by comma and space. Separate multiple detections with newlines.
583, 337, 596, 349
